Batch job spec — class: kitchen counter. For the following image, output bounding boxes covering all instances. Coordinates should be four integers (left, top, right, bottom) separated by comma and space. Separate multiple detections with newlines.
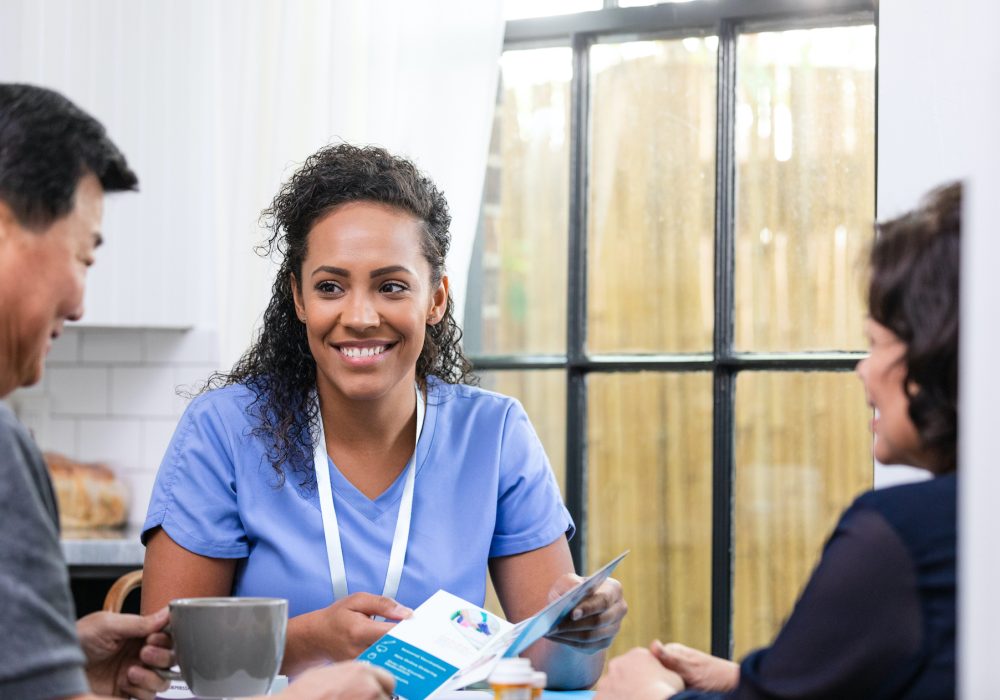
62, 525, 145, 572
63, 526, 146, 615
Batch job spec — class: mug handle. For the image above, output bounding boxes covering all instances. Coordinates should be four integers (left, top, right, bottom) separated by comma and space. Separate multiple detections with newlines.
154, 622, 181, 681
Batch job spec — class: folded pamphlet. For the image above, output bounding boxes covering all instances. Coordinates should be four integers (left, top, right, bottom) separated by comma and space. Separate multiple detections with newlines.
359, 551, 628, 700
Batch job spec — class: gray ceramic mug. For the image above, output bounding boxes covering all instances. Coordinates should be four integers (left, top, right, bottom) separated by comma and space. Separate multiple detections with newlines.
164, 597, 288, 699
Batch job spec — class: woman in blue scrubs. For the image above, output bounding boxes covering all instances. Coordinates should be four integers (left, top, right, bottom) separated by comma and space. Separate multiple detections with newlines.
140, 143, 626, 687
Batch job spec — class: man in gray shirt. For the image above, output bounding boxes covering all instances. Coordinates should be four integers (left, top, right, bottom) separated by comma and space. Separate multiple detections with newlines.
0, 83, 174, 700
0, 83, 395, 700
0, 401, 174, 698
0, 397, 92, 697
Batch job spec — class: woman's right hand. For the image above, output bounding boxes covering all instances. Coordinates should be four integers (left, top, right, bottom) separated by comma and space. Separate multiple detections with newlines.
273, 662, 395, 700
284, 593, 412, 674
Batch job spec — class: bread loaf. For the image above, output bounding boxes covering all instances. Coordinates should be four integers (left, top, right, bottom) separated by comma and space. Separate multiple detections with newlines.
43, 452, 129, 529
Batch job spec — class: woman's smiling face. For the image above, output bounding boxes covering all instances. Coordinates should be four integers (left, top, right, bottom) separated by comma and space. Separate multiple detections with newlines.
856, 318, 927, 468
292, 201, 447, 404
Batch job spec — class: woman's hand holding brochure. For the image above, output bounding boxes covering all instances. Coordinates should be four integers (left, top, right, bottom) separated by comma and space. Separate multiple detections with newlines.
542, 570, 626, 653
357, 552, 628, 700
499, 551, 628, 658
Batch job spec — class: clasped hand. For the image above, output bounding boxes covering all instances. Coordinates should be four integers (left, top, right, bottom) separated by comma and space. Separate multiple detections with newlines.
594, 640, 740, 699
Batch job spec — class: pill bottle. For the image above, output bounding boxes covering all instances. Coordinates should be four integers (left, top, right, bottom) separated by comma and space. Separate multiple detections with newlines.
489, 658, 534, 700
530, 670, 547, 699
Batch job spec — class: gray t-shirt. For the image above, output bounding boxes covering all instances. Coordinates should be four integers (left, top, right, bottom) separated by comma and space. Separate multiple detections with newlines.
0, 401, 89, 699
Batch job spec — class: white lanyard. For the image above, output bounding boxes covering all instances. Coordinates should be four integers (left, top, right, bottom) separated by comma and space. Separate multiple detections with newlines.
313, 383, 423, 602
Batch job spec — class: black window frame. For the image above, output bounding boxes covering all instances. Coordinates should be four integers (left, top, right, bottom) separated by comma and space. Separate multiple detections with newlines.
469, 0, 877, 658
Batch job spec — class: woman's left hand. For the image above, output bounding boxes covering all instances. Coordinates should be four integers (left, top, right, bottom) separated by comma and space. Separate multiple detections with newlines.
544, 573, 627, 653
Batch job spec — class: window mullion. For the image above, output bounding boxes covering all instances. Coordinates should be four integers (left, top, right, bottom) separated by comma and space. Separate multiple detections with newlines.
711, 18, 738, 661
566, 32, 592, 573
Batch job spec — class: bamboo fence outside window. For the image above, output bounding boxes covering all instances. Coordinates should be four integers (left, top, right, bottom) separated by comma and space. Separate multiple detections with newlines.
468, 22, 876, 660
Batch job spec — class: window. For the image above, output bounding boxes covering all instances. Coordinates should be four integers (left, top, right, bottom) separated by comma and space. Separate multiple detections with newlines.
465, 0, 876, 658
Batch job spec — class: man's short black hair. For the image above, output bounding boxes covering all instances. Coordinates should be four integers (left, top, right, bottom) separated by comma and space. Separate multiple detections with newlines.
0, 83, 137, 229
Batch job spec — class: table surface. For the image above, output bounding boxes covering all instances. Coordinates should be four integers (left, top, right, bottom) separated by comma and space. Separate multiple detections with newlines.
160, 690, 592, 699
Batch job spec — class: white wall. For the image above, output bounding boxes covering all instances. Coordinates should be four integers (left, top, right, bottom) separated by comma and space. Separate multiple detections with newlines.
875, 3, 962, 488
878, 0, 1000, 693
957, 4, 1000, 695
0, 1, 218, 328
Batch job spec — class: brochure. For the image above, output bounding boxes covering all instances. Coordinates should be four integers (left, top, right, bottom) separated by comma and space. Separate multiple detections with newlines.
359, 551, 628, 700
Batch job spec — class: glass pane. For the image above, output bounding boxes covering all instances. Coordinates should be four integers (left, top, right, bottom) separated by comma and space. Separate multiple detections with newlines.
733, 371, 873, 656
504, 0, 602, 20
479, 370, 566, 617
464, 48, 571, 355
588, 372, 713, 657
588, 38, 717, 353
735, 25, 876, 351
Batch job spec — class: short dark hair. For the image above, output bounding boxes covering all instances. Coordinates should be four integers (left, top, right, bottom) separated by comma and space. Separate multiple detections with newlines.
0, 83, 137, 229
868, 181, 961, 472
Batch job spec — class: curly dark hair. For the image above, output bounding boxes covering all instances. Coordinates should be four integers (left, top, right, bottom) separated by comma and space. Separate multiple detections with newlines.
868, 181, 961, 473
205, 143, 475, 484
0, 83, 137, 229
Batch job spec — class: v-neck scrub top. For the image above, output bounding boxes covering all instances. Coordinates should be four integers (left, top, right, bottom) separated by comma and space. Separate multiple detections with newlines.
141, 377, 574, 617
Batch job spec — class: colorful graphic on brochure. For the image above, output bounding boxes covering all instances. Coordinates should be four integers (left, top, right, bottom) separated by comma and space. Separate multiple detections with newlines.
359, 551, 628, 700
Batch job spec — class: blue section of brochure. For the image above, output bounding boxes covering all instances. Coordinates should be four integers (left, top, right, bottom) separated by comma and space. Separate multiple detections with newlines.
361, 635, 459, 700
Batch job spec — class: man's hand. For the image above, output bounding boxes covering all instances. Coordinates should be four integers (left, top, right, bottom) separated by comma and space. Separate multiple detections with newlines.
76, 607, 174, 700
594, 647, 685, 700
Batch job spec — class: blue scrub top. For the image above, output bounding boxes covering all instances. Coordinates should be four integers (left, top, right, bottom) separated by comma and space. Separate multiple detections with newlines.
142, 376, 574, 617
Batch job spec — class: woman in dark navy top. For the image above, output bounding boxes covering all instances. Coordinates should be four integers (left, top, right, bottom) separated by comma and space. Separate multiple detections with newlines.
595, 182, 961, 700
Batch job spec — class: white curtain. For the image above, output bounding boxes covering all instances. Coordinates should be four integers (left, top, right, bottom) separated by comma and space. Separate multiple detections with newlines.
0, 0, 504, 366
207, 0, 505, 365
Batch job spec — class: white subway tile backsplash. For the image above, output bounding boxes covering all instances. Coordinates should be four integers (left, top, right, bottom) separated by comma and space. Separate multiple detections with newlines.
33, 328, 219, 500
142, 418, 179, 472
144, 329, 219, 364
47, 329, 80, 363
43, 418, 77, 457
111, 366, 178, 417
77, 418, 142, 469
120, 468, 158, 528
81, 329, 143, 363
47, 367, 109, 415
